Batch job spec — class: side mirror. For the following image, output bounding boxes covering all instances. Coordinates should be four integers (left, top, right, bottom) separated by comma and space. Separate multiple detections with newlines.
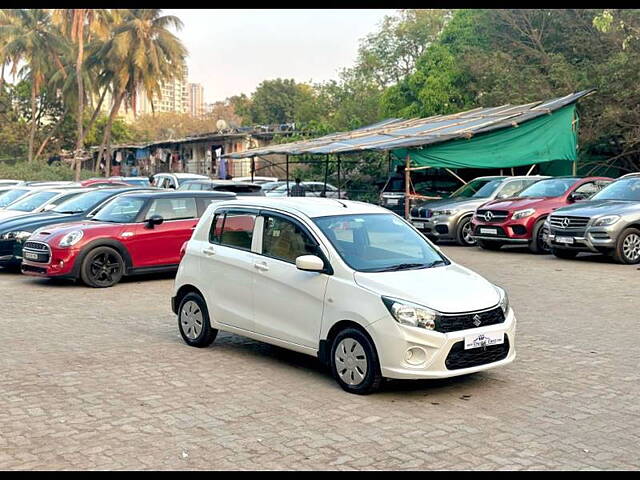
568, 193, 585, 203
145, 214, 164, 229
295, 255, 325, 272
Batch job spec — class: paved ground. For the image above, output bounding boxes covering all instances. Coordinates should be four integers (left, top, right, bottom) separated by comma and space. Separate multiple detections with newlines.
1, 245, 639, 470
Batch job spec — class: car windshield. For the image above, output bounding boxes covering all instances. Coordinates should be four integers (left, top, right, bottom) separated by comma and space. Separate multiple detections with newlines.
92, 196, 146, 223
591, 178, 640, 201
0, 189, 30, 207
517, 178, 578, 197
52, 189, 117, 214
6, 191, 58, 212
450, 178, 503, 198
313, 213, 449, 272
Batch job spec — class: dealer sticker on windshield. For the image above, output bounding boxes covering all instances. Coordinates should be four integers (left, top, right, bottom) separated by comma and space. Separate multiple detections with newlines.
464, 332, 504, 350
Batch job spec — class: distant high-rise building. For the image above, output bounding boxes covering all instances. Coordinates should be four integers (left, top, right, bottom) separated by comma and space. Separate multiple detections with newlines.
187, 83, 205, 117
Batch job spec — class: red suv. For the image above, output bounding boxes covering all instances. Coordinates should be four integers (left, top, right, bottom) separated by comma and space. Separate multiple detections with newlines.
20, 191, 235, 287
470, 176, 613, 253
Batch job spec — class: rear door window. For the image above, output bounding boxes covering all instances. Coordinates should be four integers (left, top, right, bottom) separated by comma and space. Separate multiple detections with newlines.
210, 210, 257, 251
145, 197, 197, 220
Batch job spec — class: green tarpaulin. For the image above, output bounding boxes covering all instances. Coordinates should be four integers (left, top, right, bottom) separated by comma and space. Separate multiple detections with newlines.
393, 104, 578, 173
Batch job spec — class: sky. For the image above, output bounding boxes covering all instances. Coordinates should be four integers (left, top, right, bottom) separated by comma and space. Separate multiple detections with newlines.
163, 9, 397, 104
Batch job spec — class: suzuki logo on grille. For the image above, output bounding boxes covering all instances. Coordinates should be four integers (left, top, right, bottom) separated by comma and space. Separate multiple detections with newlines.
473, 314, 482, 327
484, 211, 494, 221
561, 217, 570, 228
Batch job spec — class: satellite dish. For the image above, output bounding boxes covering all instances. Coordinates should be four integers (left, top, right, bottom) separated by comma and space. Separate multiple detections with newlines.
216, 119, 228, 131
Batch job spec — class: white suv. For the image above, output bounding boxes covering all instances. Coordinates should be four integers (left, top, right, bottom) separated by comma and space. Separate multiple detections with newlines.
172, 198, 516, 394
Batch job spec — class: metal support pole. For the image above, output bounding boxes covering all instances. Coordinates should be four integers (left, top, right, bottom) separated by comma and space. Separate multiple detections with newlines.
337, 154, 341, 199
444, 168, 468, 185
404, 153, 411, 219
572, 160, 577, 176
251, 156, 255, 183
285, 154, 290, 196
525, 164, 537, 176
323, 155, 329, 197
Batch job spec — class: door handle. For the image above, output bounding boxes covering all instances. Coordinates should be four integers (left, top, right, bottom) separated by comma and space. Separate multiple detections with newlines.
253, 262, 269, 272
202, 246, 216, 256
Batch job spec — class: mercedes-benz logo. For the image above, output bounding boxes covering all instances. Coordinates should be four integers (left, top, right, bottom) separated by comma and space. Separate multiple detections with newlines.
484, 211, 494, 222
561, 217, 570, 228
473, 314, 482, 327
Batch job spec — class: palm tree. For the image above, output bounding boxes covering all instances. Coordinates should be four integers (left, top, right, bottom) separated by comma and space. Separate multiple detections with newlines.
0, 9, 68, 162
90, 9, 187, 175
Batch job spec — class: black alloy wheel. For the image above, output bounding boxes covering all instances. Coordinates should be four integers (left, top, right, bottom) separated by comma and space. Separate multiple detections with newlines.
80, 246, 125, 288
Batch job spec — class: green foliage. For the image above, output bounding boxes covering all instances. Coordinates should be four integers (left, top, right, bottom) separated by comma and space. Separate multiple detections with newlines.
0, 160, 93, 181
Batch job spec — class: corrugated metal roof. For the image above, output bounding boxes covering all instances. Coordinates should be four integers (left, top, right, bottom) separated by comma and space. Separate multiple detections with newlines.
223, 89, 595, 159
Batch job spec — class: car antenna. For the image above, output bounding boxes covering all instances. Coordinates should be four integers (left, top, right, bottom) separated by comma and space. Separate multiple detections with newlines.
335, 199, 348, 208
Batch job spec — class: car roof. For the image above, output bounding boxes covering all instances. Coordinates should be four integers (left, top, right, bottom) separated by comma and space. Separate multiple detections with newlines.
211, 197, 388, 218
156, 172, 209, 178
119, 190, 237, 200
187, 179, 261, 187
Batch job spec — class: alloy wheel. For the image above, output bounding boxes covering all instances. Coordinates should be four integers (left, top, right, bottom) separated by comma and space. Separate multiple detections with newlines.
180, 300, 203, 340
622, 233, 640, 262
538, 226, 551, 252
462, 221, 476, 245
334, 338, 368, 386
89, 252, 122, 286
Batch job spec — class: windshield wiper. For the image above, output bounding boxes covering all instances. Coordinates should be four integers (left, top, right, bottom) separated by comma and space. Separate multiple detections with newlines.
425, 260, 448, 268
369, 262, 430, 272
55, 210, 82, 214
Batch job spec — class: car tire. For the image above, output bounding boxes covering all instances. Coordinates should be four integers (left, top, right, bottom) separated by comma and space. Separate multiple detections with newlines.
80, 246, 125, 288
330, 327, 383, 395
551, 248, 579, 259
178, 292, 217, 347
455, 216, 476, 246
476, 239, 503, 251
529, 219, 550, 254
611, 227, 640, 264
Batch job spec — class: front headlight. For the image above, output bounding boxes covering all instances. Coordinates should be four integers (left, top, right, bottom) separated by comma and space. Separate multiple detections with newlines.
58, 230, 84, 247
593, 215, 620, 227
496, 286, 510, 314
1, 231, 32, 242
382, 296, 438, 330
512, 208, 536, 220
432, 209, 458, 216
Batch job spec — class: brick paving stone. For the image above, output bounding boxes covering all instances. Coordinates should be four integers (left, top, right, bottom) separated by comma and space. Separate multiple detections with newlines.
0, 246, 639, 469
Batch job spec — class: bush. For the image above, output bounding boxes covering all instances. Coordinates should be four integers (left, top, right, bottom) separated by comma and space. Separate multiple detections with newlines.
0, 161, 94, 182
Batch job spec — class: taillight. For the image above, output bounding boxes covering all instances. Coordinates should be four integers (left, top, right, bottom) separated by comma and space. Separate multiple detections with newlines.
179, 241, 187, 260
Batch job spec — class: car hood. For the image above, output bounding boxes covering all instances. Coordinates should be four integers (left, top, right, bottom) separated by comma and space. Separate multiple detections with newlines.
415, 196, 489, 212
0, 210, 31, 220
480, 196, 557, 211
0, 211, 82, 234
552, 199, 640, 216
30, 221, 121, 241
353, 263, 500, 314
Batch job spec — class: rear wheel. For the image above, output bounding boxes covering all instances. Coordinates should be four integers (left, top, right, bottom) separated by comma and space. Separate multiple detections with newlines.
552, 248, 579, 259
330, 328, 382, 395
80, 246, 124, 288
611, 228, 640, 264
178, 292, 217, 347
529, 219, 551, 254
456, 216, 476, 246
476, 239, 503, 251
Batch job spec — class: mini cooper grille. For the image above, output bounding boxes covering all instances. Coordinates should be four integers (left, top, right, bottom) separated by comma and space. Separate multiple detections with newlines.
445, 336, 510, 370
22, 241, 51, 263
23, 241, 48, 251
549, 216, 590, 229
475, 209, 509, 222
436, 306, 505, 333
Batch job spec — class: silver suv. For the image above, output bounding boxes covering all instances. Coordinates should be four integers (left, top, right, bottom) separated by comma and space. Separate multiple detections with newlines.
547, 174, 640, 264
410, 175, 548, 246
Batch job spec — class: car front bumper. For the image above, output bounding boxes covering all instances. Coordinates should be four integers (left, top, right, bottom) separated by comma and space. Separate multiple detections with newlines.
366, 308, 517, 380
21, 245, 79, 278
470, 217, 535, 243
409, 214, 460, 241
547, 224, 621, 252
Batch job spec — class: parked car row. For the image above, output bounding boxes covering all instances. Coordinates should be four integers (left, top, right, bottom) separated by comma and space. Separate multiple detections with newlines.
410, 173, 640, 264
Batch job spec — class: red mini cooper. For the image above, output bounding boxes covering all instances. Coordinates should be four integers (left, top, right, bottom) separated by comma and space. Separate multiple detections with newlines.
470, 176, 612, 253
21, 190, 235, 287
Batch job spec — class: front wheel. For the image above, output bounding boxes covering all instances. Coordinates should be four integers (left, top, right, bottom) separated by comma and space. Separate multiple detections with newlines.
80, 246, 125, 288
330, 328, 382, 395
456, 216, 476, 246
611, 228, 640, 264
178, 292, 217, 347
476, 239, 503, 251
529, 219, 550, 254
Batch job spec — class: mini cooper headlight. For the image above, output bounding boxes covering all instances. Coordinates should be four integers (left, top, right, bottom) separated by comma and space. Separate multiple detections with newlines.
512, 208, 536, 220
496, 286, 509, 314
1, 231, 32, 242
382, 296, 438, 330
593, 215, 620, 227
59, 230, 84, 247
432, 209, 458, 216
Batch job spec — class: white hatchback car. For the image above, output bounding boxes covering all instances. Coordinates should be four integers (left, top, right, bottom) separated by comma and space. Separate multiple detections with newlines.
172, 198, 516, 394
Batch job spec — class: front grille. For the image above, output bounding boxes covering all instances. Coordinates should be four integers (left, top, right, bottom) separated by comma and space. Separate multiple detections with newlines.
22, 241, 51, 264
411, 207, 432, 218
445, 336, 510, 370
549, 228, 586, 238
475, 209, 509, 222
549, 215, 590, 229
436, 306, 505, 333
